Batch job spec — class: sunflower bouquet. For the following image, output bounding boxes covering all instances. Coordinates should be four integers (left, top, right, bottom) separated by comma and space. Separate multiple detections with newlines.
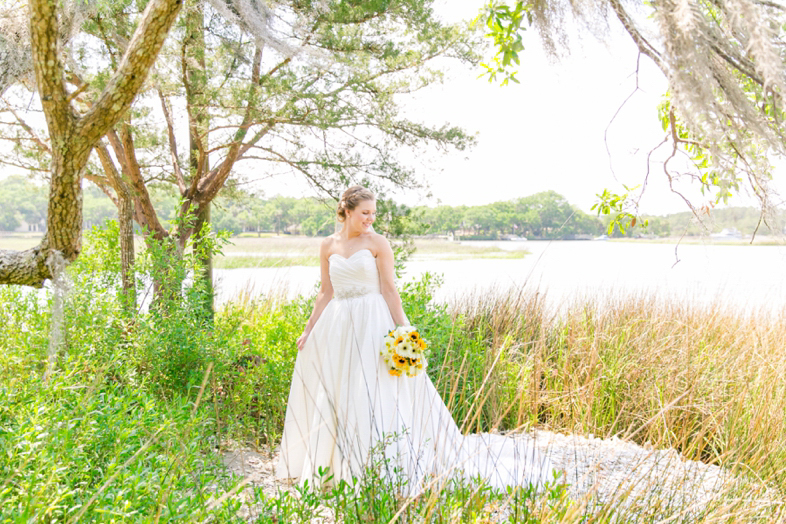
381, 326, 428, 377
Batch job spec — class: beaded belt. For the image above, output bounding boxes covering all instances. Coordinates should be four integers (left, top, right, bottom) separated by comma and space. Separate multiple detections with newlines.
334, 287, 376, 300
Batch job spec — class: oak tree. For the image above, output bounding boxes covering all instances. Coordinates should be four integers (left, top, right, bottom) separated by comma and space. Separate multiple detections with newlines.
0, 0, 183, 287
2, 0, 479, 307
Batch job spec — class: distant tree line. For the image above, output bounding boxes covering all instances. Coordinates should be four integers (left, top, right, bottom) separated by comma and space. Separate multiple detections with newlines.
417, 190, 603, 239
4, 175, 782, 239
206, 189, 609, 239
0, 176, 121, 232
0, 180, 604, 238
665, 208, 786, 237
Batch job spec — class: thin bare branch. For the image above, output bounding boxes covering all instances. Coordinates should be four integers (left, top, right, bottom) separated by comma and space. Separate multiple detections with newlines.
4, 103, 51, 153
158, 89, 186, 194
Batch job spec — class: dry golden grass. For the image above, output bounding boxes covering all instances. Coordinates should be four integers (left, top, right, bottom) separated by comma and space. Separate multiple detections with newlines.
223, 235, 323, 254
445, 289, 786, 497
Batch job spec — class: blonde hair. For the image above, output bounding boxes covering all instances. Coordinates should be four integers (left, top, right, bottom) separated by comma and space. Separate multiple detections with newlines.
337, 185, 375, 222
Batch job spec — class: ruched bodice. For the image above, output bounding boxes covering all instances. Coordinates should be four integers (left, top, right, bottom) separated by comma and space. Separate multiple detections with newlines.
329, 249, 381, 299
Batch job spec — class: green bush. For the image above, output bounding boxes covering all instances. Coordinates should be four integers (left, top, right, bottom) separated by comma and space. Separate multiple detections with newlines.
211, 297, 308, 446
0, 223, 247, 521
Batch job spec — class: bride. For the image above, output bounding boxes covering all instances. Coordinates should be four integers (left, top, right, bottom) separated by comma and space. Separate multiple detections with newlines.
275, 186, 554, 494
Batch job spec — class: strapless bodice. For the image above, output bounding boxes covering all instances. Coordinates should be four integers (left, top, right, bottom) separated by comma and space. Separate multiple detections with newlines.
329, 249, 381, 300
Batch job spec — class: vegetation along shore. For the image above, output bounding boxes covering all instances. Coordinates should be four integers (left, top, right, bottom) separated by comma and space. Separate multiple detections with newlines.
4, 175, 785, 244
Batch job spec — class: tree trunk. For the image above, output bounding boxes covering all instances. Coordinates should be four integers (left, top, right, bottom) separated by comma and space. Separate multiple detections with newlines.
0, 0, 183, 287
96, 141, 136, 314
185, 0, 213, 318
193, 202, 214, 321
150, 236, 184, 311
117, 186, 136, 314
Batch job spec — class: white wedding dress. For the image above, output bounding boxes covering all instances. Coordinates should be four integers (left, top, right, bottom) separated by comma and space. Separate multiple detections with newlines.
275, 248, 554, 493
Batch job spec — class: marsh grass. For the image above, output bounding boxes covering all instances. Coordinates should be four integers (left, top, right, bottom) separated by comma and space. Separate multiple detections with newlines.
0, 232, 45, 251
218, 236, 529, 256
211, 237, 528, 268
434, 288, 786, 519
1, 226, 784, 521
447, 289, 786, 477
214, 255, 321, 269
411, 239, 529, 256
222, 236, 323, 254
428, 251, 528, 260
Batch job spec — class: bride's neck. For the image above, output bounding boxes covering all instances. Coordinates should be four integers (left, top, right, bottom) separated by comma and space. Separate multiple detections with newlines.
339, 224, 363, 240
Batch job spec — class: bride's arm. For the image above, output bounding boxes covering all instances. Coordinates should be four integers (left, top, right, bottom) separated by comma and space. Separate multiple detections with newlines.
296, 241, 334, 351
375, 236, 410, 326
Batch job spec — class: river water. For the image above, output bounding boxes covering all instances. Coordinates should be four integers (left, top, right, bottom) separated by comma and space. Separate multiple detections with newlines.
213, 240, 786, 315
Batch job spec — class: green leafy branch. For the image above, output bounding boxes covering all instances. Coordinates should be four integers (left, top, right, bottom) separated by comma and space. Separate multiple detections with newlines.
591, 187, 648, 235
474, 1, 530, 86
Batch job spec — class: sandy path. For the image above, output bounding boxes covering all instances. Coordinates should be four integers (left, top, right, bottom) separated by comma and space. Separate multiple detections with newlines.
218, 429, 780, 522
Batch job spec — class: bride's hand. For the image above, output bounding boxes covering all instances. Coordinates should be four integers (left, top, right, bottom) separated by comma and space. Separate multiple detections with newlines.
296, 331, 309, 351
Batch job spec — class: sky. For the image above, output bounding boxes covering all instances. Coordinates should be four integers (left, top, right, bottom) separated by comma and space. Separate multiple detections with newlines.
396, 6, 675, 214
260, 0, 784, 215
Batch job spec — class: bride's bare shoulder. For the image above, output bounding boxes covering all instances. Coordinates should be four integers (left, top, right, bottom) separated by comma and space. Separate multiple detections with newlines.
369, 233, 392, 256
320, 236, 338, 257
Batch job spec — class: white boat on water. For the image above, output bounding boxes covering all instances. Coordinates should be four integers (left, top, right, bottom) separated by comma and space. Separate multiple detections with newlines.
503, 234, 527, 242
710, 228, 743, 240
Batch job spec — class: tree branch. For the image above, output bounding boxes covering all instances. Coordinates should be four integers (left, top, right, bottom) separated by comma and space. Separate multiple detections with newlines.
0, 246, 49, 287
113, 125, 168, 240
4, 103, 51, 153
607, 0, 666, 73
76, 0, 184, 146
158, 89, 187, 194
257, 145, 335, 195
84, 167, 120, 208
195, 45, 263, 204
29, 0, 75, 138
92, 143, 124, 206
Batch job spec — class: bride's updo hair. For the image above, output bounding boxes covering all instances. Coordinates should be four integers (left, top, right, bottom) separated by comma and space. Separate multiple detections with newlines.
337, 185, 375, 222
